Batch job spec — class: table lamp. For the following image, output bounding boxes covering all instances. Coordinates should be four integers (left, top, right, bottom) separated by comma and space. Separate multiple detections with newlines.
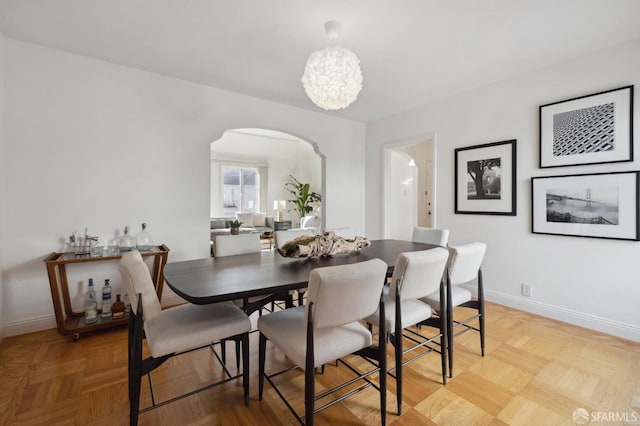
273, 200, 286, 221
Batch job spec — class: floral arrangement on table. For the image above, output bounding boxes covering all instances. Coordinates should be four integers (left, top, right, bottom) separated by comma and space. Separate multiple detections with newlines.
277, 231, 371, 258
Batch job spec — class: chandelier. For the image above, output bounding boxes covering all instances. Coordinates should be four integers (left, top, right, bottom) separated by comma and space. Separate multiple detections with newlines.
301, 20, 363, 111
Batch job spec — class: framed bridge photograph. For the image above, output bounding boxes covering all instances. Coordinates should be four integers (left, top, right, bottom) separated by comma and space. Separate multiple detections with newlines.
531, 171, 639, 241
455, 139, 517, 215
539, 85, 633, 168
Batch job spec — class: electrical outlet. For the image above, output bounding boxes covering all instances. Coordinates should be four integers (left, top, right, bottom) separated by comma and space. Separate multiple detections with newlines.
522, 283, 532, 297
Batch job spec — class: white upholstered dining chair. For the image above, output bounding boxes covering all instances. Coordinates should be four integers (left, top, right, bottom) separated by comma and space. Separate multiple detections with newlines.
119, 250, 251, 426
421, 242, 487, 378
258, 259, 389, 425
364, 248, 449, 414
214, 232, 262, 257
323, 227, 356, 239
412, 226, 450, 247
214, 233, 293, 316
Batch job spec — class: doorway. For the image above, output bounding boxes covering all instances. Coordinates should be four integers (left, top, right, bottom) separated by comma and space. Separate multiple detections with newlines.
383, 135, 436, 240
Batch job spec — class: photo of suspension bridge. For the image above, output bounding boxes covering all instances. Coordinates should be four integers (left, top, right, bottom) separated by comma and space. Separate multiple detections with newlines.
546, 187, 619, 225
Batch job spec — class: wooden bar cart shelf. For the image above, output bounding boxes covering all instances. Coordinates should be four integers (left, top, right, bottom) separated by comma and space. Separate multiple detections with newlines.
43, 245, 170, 340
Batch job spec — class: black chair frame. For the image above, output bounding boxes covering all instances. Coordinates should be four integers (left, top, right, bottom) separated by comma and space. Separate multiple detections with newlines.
376, 277, 447, 415
128, 295, 250, 426
243, 291, 295, 317
221, 291, 294, 371
444, 267, 485, 378
258, 295, 388, 426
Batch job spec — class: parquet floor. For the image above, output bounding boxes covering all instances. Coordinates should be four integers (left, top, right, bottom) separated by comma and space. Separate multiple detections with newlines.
1, 302, 639, 425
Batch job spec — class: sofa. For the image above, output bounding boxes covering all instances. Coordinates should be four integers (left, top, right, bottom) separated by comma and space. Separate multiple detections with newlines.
210, 213, 274, 239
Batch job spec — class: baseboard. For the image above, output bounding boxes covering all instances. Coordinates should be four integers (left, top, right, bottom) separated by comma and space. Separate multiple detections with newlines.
6, 314, 57, 337
4, 293, 187, 337
482, 288, 640, 342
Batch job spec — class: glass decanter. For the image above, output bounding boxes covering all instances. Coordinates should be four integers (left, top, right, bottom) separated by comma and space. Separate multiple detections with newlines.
119, 226, 136, 252
136, 222, 154, 251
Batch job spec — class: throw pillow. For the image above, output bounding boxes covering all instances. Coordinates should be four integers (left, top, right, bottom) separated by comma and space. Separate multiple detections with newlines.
253, 212, 267, 227
236, 212, 254, 227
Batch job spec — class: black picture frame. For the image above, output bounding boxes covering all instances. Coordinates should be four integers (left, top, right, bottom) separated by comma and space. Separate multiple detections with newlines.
455, 139, 517, 215
539, 85, 634, 168
531, 171, 639, 241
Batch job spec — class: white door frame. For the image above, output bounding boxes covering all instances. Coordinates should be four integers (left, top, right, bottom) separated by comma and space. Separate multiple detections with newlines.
382, 132, 437, 239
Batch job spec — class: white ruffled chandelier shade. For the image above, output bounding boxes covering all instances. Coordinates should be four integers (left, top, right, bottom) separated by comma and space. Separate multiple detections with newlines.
301, 21, 363, 111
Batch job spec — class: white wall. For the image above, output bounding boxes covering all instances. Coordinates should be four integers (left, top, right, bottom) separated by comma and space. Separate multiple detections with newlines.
366, 38, 640, 341
0, 31, 6, 342
2, 39, 365, 335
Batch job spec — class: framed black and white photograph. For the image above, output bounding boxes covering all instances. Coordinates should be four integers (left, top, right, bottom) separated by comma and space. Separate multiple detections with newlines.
532, 171, 639, 241
455, 139, 516, 215
539, 85, 633, 168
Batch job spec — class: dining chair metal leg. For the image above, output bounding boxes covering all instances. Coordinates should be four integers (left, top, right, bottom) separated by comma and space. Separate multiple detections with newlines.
304, 303, 315, 426
285, 293, 295, 309
446, 273, 454, 378
439, 280, 448, 385
394, 289, 403, 415
379, 294, 387, 426
478, 269, 485, 356
127, 306, 135, 407
258, 333, 267, 401
242, 332, 250, 405
130, 366, 142, 426
129, 307, 144, 426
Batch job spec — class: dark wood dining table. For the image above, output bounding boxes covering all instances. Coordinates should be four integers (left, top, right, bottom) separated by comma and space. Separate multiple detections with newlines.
164, 239, 438, 305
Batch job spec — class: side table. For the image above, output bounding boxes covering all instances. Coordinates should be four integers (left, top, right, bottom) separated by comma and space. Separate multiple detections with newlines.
43, 245, 170, 340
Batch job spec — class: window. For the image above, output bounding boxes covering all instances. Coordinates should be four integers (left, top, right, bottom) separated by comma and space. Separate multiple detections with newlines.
222, 167, 260, 217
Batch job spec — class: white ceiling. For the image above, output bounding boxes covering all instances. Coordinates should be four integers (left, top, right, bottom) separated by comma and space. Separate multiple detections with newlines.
1, 0, 640, 123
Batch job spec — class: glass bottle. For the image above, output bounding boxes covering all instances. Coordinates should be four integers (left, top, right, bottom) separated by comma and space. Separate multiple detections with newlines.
85, 278, 98, 324
90, 238, 105, 257
119, 226, 136, 252
111, 294, 126, 319
136, 222, 154, 251
101, 279, 112, 318
107, 236, 119, 255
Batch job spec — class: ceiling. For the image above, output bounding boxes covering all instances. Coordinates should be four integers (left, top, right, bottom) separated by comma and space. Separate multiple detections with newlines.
1, 0, 640, 123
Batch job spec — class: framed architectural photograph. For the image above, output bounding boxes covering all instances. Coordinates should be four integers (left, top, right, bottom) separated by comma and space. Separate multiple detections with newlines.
455, 139, 516, 215
532, 171, 639, 241
539, 85, 633, 168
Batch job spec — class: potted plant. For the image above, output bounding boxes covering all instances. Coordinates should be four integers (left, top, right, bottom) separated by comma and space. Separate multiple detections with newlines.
284, 175, 321, 220
228, 219, 243, 235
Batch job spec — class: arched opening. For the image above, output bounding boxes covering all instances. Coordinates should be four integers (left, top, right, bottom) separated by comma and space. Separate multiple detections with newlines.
210, 128, 325, 242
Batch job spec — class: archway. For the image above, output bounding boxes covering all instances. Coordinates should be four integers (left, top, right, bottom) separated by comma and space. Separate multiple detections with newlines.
210, 128, 325, 231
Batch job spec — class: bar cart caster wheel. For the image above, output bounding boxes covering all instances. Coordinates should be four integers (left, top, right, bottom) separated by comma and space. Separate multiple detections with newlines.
72, 333, 80, 342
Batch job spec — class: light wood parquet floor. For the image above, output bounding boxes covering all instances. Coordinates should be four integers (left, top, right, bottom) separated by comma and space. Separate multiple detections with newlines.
1, 302, 639, 425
